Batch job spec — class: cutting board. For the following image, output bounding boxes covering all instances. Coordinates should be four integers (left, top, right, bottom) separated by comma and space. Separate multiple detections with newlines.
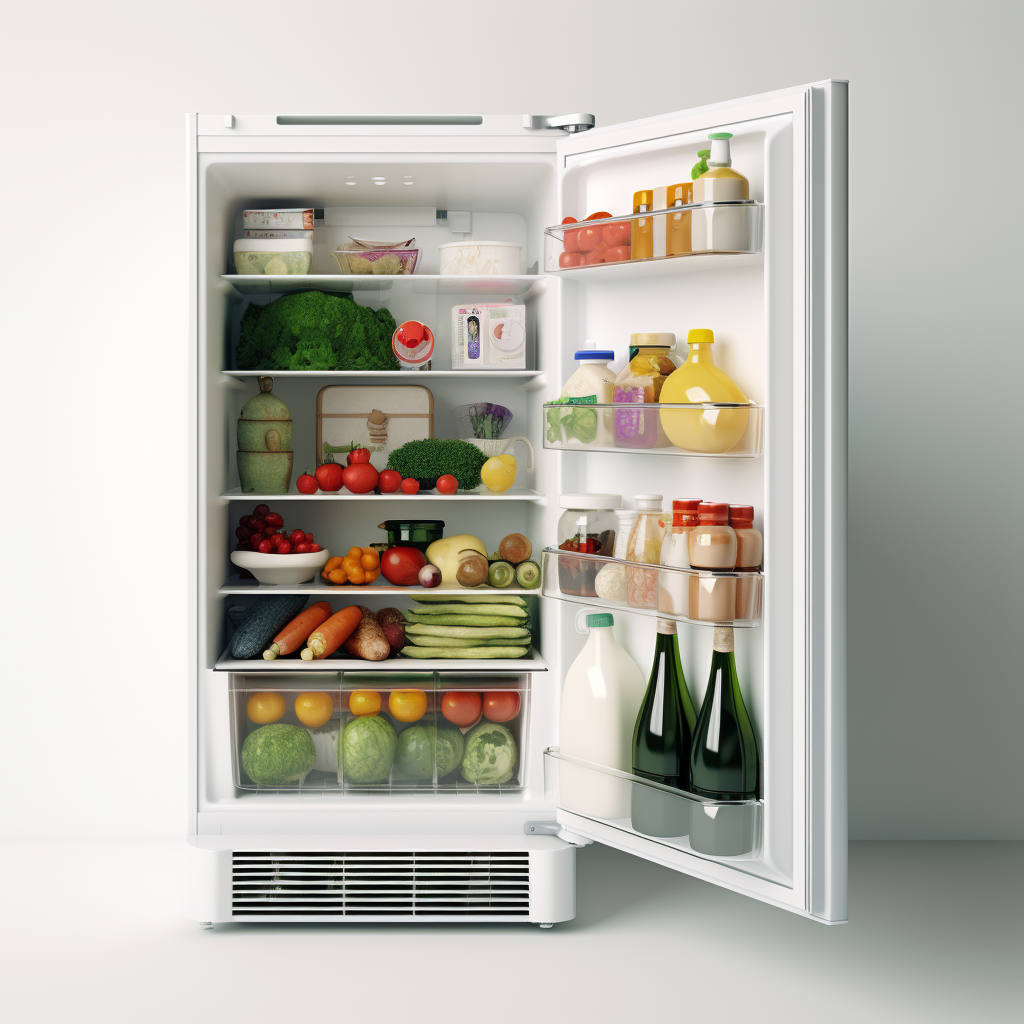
316, 385, 434, 471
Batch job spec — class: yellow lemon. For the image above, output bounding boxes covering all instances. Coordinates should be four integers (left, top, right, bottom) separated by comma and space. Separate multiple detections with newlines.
247, 692, 286, 724
293, 691, 334, 728
481, 454, 517, 492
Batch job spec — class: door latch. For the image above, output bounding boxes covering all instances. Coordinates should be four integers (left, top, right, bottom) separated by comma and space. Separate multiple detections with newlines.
523, 113, 596, 133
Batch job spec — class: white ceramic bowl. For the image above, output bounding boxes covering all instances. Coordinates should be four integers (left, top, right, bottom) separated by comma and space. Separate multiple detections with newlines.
438, 240, 521, 275
230, 548, 330, 585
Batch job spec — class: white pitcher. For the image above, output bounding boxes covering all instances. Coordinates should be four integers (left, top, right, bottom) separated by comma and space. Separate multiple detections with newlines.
463, 435, 534, 471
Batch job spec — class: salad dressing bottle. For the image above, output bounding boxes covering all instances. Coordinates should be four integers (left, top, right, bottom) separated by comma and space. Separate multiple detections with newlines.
691, 132, 750, 252
626, 494, 666, 609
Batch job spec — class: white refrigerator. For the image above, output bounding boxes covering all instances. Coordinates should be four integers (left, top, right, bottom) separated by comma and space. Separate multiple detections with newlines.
186, 80, 847, 926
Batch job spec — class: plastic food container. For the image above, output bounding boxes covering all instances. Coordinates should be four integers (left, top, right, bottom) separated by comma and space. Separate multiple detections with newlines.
378, 520, 445, 553
557, 494, 621, 597
439, 241, 522, 275
332, 248, 419, 274
233, 238, 313, 275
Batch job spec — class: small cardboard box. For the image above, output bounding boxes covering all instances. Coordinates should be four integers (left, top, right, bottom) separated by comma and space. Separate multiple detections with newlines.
451, 302, 526, 369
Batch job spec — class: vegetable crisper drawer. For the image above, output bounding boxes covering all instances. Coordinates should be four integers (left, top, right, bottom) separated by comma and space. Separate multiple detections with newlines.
230, 673, 529, 794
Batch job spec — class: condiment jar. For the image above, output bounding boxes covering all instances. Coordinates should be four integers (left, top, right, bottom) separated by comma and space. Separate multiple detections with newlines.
729, 504, 763, 620
632, 190, 654, 260
626, 494, 665, 608
658, 498, 701, 616
557, 494, 621, 597
613, 333, 676, 449
665, 181, 693, 256
688, 502, 737, 623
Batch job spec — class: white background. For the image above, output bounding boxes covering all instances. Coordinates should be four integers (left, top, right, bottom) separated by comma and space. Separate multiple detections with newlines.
3, 0, 1021, 843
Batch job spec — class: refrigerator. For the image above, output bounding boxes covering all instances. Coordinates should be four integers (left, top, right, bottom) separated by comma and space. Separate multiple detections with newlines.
186, 80, 847, 926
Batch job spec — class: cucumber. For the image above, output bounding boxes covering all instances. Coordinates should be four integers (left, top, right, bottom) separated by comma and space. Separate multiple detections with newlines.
405, 622, 530, 639
405, 634, 530, 648
515, 560, 541, 589
412, 593, 527, 606
230, 596, 308, 660
400, 646, 530, 660
404, 602, 527, 619
406, 612, 525, 628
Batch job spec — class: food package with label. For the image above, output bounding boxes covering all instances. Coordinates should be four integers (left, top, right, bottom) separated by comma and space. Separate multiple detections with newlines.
451, 302, 526, 369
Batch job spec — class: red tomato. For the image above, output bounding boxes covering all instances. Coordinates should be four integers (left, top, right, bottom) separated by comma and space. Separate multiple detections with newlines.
276, 540, 292, 554
347, 447, 372, 465
342, 462, 379, 494
315, 462, 344, 492
249, 531, 264, 546
239, 515, 257, 530
435, 474, 458, 494
308, 543, 321, 553
294, 542, 311, 553
289, 529, 306, 545
401, 478, 420, 494
258, 539, 273, 554
252, 504, 270, 517
304, 532, 314, 543
559, 251, 585, 268
380, 546, 428, 586
604, 245, 631, 263
576, 224, 605, 252
263, 512, 284, 529
235, 526, 250, 541
296, 472, 319, 494
602, 221, 631, 247
584, 244, 610, 265
441, 691, 482, 727
378, 470, 402, 493
561, 216, 580, 254
483, 691, 521, 722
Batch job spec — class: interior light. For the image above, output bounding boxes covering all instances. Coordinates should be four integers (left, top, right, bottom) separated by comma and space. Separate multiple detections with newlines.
403, 181, 414, 186
371, 176, 386, 182
345, 181, 356, 186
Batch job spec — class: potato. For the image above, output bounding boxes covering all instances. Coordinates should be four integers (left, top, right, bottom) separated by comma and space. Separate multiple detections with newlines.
424, 535, 487, 584
344, 607, 391, 661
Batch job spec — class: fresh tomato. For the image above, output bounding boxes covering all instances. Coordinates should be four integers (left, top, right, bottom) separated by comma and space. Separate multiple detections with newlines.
247, 692, 285, 724
276, 540, 292, 554
296, 472, 319, 494
604, 245, 631, 263
347, 447, 372, 465
401, 478, 420, 494
389, 690, 427, 723
294, 542, 311, 553
559, 251, 585, 268
380, 546, 427, 586
576, 223, 605, 252
602, 221, 631, 247
239, 515, 257, 530
349, 690, 381, 716
482, 691, 521, 722
378, 470, 402, 493
315, 462, 344, 492
308, 543, 322, 553
435, 474, 458, 494
584, 244, 610, 265
249, 531, 264, 546
263, 512, 284, 529
561, 216, 580, 254
342, 462, 379, 494
258, 539, 273, 554
304, 532, 314, 543
290, 529, 306, 545
252, 504, 270, 518
440, 691, 482, 727
293, 692, 333, 728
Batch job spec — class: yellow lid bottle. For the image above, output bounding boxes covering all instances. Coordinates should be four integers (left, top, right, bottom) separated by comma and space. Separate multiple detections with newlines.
632, 189, 654, 261
659, 328, 750, 452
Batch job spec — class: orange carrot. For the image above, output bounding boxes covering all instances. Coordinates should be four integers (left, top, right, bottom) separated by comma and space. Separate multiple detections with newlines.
301, 605, 363, 660
263, 601, 332, 660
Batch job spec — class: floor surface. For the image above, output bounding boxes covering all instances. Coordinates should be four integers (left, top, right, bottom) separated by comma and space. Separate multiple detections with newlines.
3, 840, 1021, 1023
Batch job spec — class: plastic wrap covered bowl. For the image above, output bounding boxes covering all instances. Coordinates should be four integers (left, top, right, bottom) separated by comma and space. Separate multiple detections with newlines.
332, 248, 419, 274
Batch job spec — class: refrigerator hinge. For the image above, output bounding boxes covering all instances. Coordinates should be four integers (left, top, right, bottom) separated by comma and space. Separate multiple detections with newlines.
524, 821, 593, 847
522, 113, 596, 133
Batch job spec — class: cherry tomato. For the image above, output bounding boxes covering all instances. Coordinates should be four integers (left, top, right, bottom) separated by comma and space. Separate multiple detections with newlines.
347, 447, 372, 465
304, 532, 314, 543
239, 515, 257, 530
308, 543, 322, 553
263, 512, 284, 529
559, 251, 585, 268
253, 504, 270, 518
482, 691, 521, 722
435, 474, 458, 494
249, 531, 264, 546
380, 546, 427, 586
389, 690, 428, 723
602, 221, 631, 247
294, 542, 311, 553
342, 462, 379, 494
235, 526, 251, 541
401, 478, 420, 494
296, 472, 319, 494
315, 462, 344, 492
349, 690, 381, 716
258, 539, 273, 554
604, 245, 631, 263
441, 691, 482, 727
289, 529, 305, 545
378, 470, 402, 493
276, 540, 292, 554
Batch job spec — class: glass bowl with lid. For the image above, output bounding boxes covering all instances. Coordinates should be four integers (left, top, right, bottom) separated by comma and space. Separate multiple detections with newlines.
556, 494, 621, 597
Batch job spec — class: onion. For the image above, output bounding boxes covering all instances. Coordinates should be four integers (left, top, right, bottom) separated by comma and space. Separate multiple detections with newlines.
418, 564, 442, 588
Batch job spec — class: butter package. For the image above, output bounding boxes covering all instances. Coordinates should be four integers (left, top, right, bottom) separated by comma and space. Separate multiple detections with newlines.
451, 302, 526, 369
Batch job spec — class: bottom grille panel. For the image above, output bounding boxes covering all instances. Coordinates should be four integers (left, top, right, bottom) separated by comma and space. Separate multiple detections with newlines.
231, 852, 531, 918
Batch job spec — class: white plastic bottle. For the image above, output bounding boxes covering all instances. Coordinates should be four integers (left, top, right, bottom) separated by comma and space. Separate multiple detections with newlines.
557, 347, 617, 447
558, 613, 646, 820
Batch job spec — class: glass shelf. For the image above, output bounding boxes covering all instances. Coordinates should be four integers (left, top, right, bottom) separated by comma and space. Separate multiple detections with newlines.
544, 401, 764, 458
545, 748, 762, 860
543, 202, 764, 274
539, 549, 762, 627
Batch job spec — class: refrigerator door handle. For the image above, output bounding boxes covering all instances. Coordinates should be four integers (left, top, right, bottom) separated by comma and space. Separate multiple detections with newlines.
523, 113, 596, 133
525, 821, 594, 847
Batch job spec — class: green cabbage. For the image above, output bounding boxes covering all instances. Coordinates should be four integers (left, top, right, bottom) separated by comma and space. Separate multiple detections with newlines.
435, 728, 465, 777
393, 723, 466, 780
241, 723, 316, 785
340, 715, 397, 784
461, 722, 517, 785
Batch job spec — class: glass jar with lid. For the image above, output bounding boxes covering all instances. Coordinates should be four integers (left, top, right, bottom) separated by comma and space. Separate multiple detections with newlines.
557, 493, 621, 596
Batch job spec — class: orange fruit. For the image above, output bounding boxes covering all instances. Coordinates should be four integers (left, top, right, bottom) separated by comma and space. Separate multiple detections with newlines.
247, 692, 285, 724
389, 689, 428, 723
293, 692, 333, 728
349, 690, 382, 716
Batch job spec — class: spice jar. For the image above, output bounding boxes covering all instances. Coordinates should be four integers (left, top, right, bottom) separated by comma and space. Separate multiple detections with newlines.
688, 502, 737, 622
730, 504, 763, 620
557, 494, 621, 597
658, 498, 701, 616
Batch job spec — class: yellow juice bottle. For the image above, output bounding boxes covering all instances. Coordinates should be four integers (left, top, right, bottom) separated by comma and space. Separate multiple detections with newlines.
632, 190, 654, 260
665, 181, 693, 255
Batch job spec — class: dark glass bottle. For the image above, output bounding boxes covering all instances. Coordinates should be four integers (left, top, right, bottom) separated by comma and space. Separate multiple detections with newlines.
630, 619, 697, 838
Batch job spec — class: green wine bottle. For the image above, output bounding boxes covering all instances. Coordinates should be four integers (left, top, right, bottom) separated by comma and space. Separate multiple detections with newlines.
630, 619, 697, 838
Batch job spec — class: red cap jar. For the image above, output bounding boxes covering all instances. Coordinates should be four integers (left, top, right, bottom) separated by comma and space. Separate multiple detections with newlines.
729, 504, 763, 573
671, 498, 702, 527
688, 502, 737, 569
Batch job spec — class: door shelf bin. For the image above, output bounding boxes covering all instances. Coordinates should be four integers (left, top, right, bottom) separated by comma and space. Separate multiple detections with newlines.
540, 549, 763, 627
543, 202, 764, 274
544, 402, 763, 458
230, 672, 529, 794
545, 749, 762, 860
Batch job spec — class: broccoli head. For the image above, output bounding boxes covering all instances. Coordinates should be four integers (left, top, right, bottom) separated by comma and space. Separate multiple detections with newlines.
386, 439, 488, 490
237, 290, 400, 372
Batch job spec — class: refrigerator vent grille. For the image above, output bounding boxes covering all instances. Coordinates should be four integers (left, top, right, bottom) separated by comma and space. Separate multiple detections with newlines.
231, 852, 531, 918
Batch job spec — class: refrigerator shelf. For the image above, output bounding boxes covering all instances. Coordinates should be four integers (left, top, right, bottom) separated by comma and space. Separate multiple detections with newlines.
545, 748, 762, 860
218, 486, 545, 503
540, 549, 763, 627
215, 646, 548, 673
221, 369, 547, 382
221, 273, 547, 300
543, 401, 764, 458
219, 574, 537, 597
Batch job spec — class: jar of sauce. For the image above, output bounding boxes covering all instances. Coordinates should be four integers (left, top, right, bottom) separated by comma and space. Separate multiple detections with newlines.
730, 504, 763, 620
688, 502, 737, 622
625, 494, 665, 609
557, 494, 621, 597
658, 498, 701, 616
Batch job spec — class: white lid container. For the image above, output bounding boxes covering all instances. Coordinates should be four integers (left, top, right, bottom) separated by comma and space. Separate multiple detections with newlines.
560, 494, 622, 509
